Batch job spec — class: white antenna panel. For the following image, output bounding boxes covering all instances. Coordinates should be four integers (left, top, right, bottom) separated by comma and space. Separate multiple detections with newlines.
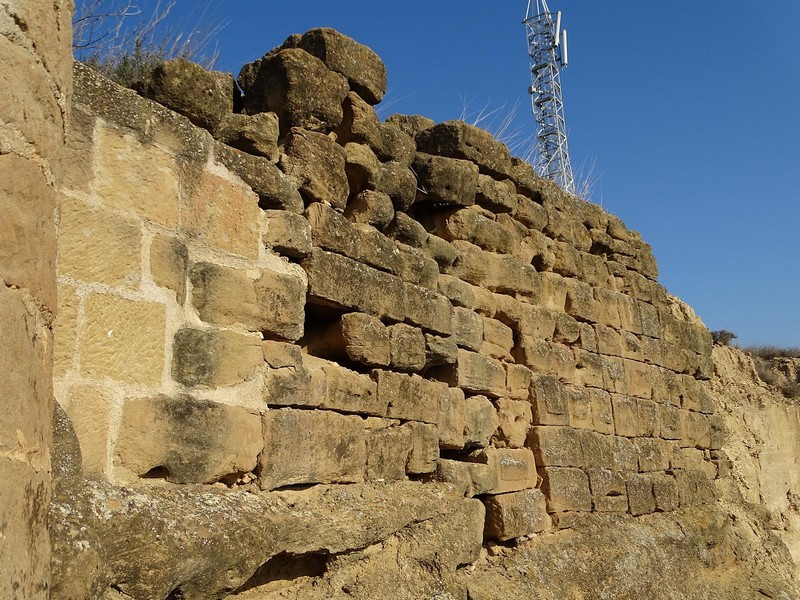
562, 29, 569, 66
555, 11, 562, 46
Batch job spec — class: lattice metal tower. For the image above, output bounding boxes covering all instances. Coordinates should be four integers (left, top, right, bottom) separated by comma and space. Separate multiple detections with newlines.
524, 0, 575, 194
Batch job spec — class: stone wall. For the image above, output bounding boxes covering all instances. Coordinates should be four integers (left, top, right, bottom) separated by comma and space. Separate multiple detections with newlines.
48, 28, 738, 597
55, 27, 719, 541
0, 0, 72, 597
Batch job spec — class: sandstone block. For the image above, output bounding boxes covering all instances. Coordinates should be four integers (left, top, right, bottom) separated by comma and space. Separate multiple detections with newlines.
637, 398, 661, 437
306, 356, 385, 416
298, 28, 387, 104
434, 459, 497, 497
476, 174, 517, 213
416, 120, 512, 178
343, 142, 381, 194
397, 244, 439, 288
437, 275, 475, 309
344, 190, 395, 229
452, 307, 484, 351
505, 363, 532, 401
626, 473, 656, 516
306, 312, 390, 367
54, 284, 79, 377
482, 318, 514, 356
610, 435, 639, 472
540, 467, 592, 513
365, 424, 412, 481
172, 328, 262, 388
214, 142, 304, 213
262, 343, 314, 408
303, 249, 404, 322
260, 408, 366, 489
413, 153, 478, 206
239, 48, 349, 133
376, 161, 417, 212
633, 438, 670, 472
447, 240, 541, 297
466, 448, 537, 494
539, 271, 568, 311
433, 349, 506, 398
612, 395, 639, 438
563, 385, 593, 430
424, 334, 459, 369
61, 385, 114, 478
150, 234, 188, 304
529, 426, 584, 467
181, 169, 261, 259
375, 122, 416, 165
659, 403, 683, 440
565, 278, 598, 323
405, 422, 439, 474
403, 282, 453, 335
58, 196, 141, 287
464, 395, 499, 448
590, 388, 615, 435
214, 111, 279, 159
484, 489, 550, 541
388, 324, 426, 371
280, 128, 349, 208
373, 370, 446, 424
529, 374, 569, 426
79, 294, 166, 385
335, 93, 382, 148
674, 468, 716, 507
189, 262, 306, 341
585, 467, 628, 513
438, 388, 468, 449
139, 59, 233, 130
434, 208, 516, 254
492, 398, 532, 448
96, 124, 179, 227
553, 312, 581, 345
115, 395, 262, 484
263, 209, 312, 258
680, 410, 712, 449
652, 473, 679, 512
385, 113, 436, 137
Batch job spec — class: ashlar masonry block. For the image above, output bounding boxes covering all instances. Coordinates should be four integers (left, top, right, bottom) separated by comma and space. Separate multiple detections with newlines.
492, 398, 532, 449
172, 328, 262, 388
434, 459, 497, 498
79, 293, 166, 385
405, 421, 439, 474
585, 467, 628, 513
96, 123, 179, 227
433, 349, 506, 398
260, 408, 366, 490
466, 447, 537, 494
530, 374, 569, 426
483, 489, 551, 541
365, 423, 412, 482
181, 169, 261, 259
540, 466, 592, 513
464, 394, 499, 448
528, 426, 584, 468
373, 369, 446, 424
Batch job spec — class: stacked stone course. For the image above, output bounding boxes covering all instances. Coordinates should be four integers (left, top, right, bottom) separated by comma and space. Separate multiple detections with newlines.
54, 27, 720, 547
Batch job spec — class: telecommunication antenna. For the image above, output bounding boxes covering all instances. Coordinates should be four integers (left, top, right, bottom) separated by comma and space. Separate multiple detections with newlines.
524, 0, 575, 194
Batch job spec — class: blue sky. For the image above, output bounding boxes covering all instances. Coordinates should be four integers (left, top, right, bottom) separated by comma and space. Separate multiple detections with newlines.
96, 1, 800, 347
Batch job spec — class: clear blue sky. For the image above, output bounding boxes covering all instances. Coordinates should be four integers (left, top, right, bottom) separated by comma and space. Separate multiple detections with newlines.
103, 1, 800, 347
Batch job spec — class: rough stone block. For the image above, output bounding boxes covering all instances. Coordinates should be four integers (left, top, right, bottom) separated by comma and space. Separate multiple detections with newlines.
280, 128, 349, 208
79, 293, 166, 385
590, 388, 615, 435
438, 388, 467, 449
239, 48, 349, 133
413, 153, 478, 206
263, 209, 312, 258
416, 120, 512, 178
214, 111, 279, 159
434, 459, 497, 497
482, 317, 514, 356
529, 426, 584, 467
652, 473, 679, 512
433, 349, 506, 398
612, 394, 639, 438
637, 398, 661, 437
476, 174, 517, 213
385, 113, 435, 138
388, 324, 426, 371
610, 435, 639, 472
464, 395, 499, 448
344, 189, 395, 230
336, 95, 382, 149
626, 473, 656, 516
438, 275, 475, 309
94, 124, 180, 228
633, 437, 670, 472
54, 284, 78, 377
447, 240, 540, 297
150, 234, 188, 304
564, 278, 598, 324
504, 363, 532, 401
260, 408, 366, 489
306, 357, 384, 416
262, 342, 314, 408
564, 385, 593, 430
373, 370, 446, 424
424, 333, 458, 369
213, 141, 304, 213
680, 410, 712, 449
403, 282, 453, 335
376, 161, 417, 212
540, 466, 592, 513
306, 312, 390, 368
190, 262, 305, 341
529, 374, 569, 426
492, 398, 532, 448
365, 423, 412, 481
172, 328, 262, 388
138, 58, 232, 130
298, 27, 387, 104
115, 395, 263, 484
61, 385, 114, 478
585, 467, 628, 513
58, 196, 141, 287
466, 448, 537, 494
434, 208, 516, 255
405, 422, 439, 474
303, 249, 404, 322
484, 489, 550, 541
452, 307, 484, 351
